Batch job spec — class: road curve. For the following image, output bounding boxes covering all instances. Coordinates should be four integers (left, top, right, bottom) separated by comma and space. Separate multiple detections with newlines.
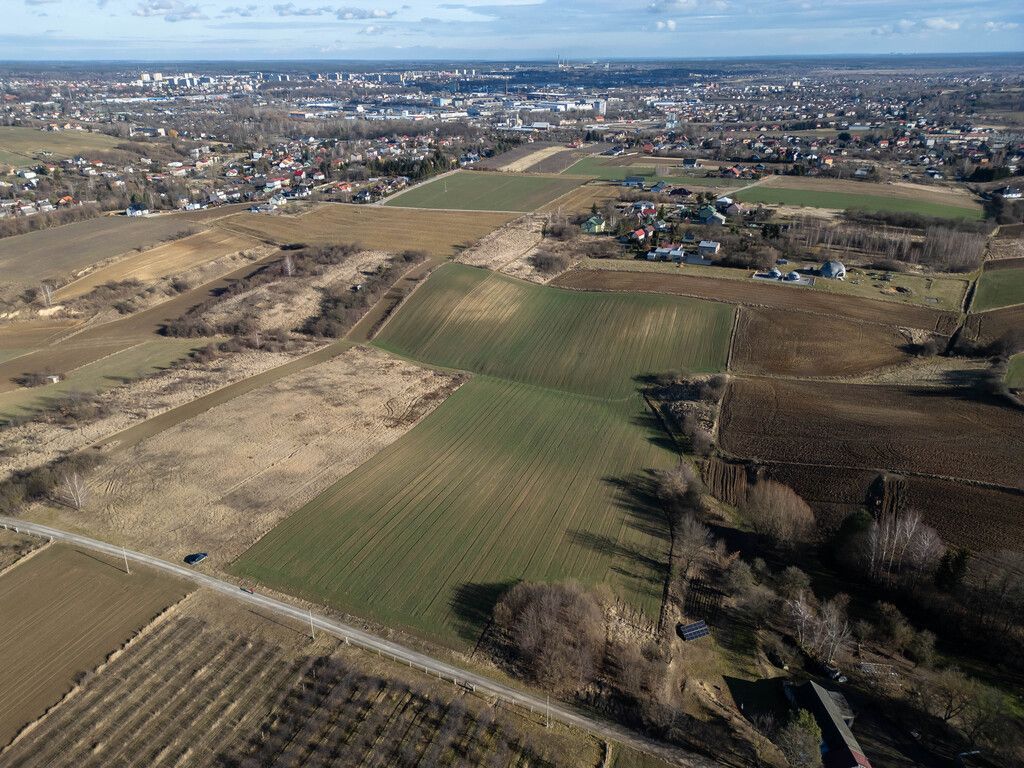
0, 516, 717, 767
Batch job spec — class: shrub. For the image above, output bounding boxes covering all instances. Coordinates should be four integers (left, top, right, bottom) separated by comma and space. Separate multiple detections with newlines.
527, 251, 570, 275
740, 481, 816, 545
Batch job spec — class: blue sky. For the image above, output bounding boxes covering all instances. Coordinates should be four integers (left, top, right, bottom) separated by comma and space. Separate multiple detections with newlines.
5, 0, 1022, 60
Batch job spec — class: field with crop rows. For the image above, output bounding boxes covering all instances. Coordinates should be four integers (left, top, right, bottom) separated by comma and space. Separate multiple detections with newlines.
734, 186, 983, 220
375, 264, 733, 398
960, 304, 1024, 348
551, 267, 959, 334
384, 171, 582, 211
562, 157, 743, 187
973, 265, 1024, 311
1, 610, 592, 768
719, 378, 1024, 491
731, 306, 913, 377
233, 376, 675, 647
0, 545, 188, 748
216, 203, 514, 256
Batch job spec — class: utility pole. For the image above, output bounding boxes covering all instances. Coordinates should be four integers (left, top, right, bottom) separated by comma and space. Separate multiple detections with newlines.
122, 546, 130, 575
308, 609, 315, 641
545, 695, 550, 728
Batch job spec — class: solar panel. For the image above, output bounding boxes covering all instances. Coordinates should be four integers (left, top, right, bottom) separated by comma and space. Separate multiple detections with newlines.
678, 620, 710, 641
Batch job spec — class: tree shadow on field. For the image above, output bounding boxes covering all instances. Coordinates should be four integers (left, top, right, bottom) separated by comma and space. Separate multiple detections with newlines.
630, 407, 679, 452
450, 580, 517, 651
604, 470, 671, 541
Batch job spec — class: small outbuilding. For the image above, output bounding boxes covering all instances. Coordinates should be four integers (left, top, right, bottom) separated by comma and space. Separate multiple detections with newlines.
820, 260, 846, 280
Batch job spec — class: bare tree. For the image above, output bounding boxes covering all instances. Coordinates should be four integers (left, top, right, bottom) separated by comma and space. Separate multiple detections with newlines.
864, 509, 944, 583
59, 470, 89, 511
741, 481, 816, 546
675, 513, 713, 584
282, 253, 295, 276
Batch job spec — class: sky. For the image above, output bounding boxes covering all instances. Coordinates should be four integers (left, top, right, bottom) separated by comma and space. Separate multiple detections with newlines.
4, 0, 1022, 61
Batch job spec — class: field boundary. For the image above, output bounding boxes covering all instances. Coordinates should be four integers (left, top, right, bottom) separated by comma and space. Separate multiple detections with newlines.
0, 537, 50, 580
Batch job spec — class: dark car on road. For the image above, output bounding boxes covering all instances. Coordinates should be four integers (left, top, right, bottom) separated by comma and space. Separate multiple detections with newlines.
183, 552, 208, 566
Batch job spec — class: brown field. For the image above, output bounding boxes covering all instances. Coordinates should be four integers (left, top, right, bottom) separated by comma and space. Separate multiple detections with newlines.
0, 530, 42, 573
474, 141, 559, 170
719, 378, 1024, 491
760, 175, 981, 210
455, 215, 548, 282
538, 182, 623, 214
53, 229, 263, 301
961, 304, 1024, 347
551, 268, 959, 333
30, 346, 462, 566
0, 207, 245, 301
0, 544, 189, 748
0, 591, 600, 768
731, 306, 915, 377
526, 146, 596, 174
213, 203, 515, 257
0, 318, 78, 349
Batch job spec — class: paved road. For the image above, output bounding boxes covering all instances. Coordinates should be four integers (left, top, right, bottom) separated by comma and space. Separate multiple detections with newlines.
0, 516, 718, 767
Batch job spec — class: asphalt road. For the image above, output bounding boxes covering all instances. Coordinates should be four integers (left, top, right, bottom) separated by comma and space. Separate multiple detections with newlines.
0, 516, 718, 767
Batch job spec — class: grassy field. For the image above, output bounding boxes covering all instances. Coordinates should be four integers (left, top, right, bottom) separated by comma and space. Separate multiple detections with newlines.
0, 544, 188, 748
384, 171, 582, 211
232, 376, 675, 647
1008, 354, 1024, 388
0, 338, 202, 423
374, 264, 734, 398
216, 203, 514, 256
734, 186, 984, 220
563, 157, 743, 187
0, 126, 121, 167
973, 266, 1024, 311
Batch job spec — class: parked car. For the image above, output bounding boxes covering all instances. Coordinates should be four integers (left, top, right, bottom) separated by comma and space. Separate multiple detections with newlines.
183, 552, 208, 566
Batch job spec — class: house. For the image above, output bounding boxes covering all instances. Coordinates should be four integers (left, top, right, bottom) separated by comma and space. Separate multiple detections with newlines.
698, 240, 721, 258
622, 176, 646, 188
995, 186, 1022, 199
125, 203, 149, 217
581, 215, 606, 234
682, 158, 701, 168
784, 681, 873, 768
820, 260, 846, 280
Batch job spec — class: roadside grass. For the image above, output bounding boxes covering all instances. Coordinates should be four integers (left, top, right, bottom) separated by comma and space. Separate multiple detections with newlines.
1007, 354, 1024, 388
576, 257, 968, 312
973, 265, 1024, 311
231, 376, 676, 648
383, 170, 582, 211
0, 337, 202, 422
373, 263, 734, 398
734, 186, 984, 220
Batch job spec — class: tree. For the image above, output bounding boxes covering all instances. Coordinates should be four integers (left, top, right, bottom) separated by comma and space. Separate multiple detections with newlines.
740, 481, 816, 546
775, 709, 823, 768
58, 470, 89, 511
675, 513, 712, 585
778, 566, 811, 600
863, 509, 944, 584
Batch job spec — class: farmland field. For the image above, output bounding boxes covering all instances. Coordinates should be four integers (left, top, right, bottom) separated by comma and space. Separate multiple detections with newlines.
374, 264, 733, 398
215, 203, 514, 256
1008, 354, 1024, 388
0, 338, 202, 423
734, 185, 983, 220
719, 378, 1024, 491
731, 307, 913, 377
973, 265, 1024, 311
0, 530, 41, 572
1, 592, 598, 768
384, 171, 582, 211
0, 544, 188, 748
551, 267, 959, 334
53, 229, 263, 301
961, 304, 1024, 348
0, 126, 121, 167
563, 157, 744, 187
232, 376, 675, 647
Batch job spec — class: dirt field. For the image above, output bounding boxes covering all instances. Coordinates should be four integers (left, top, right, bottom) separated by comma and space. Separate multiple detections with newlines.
0, 590, 601, 768
501, 144, 568, 172
455, 215, 551, 282
719, 378, 1024, 491
0, 544, 189, 748
203, 249, 392, 333
384, 171, 582, 212
0, 530, 42, 573
0, 207, 245, 303
961, 304, 1024, 347
538, 182, 623, 214
731, 306, 916, 378
213, 203, 514, 256
30, 346, 462, 567
551, 267, 959, 333
52, 229, 264, 301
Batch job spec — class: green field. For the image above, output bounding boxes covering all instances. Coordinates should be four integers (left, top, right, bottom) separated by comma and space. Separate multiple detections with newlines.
1008, 354, 1024, 388
563, 157, 743, 187
0, 338, 201, 422
231, 376, 674, 647
974, 266, 1024, 311
0, 126, 121, 168
374, 264, 734, 398
384, 171, 581, 211
734, 187, 984, 220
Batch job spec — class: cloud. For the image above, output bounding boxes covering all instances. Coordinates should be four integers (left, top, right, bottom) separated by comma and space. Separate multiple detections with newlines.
133, 0, 207, 21
24, 0, 61, 6
336, 6, 395, 19
273, 2, 332, 15
873, 16, 960, 35
655, 18, 677, 31
648, 0, 697, 11
983, 20, 1018, 32
220, 4, 258, 16
923, 17, 959, 31
357, 23, 385, 33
